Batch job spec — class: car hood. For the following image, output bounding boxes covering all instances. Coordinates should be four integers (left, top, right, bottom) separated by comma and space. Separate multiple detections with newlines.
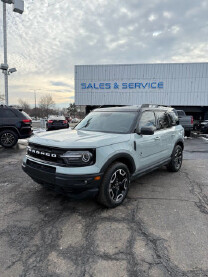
29, 129, 131, 148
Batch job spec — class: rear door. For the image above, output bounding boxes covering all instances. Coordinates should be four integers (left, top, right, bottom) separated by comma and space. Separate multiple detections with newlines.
154, 110, 174, 159
134, 110, 163, 171
0, 108, 18, 127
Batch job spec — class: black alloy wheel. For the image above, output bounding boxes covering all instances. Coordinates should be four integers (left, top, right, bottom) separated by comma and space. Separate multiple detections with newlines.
97, 162, 130, 208
109, 169, 128, 203
167, 145, 183, 172
174, 147, 183, 170
0, 130, 18, 148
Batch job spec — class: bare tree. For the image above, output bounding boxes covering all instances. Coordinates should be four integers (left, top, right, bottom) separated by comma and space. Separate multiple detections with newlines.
39, 94, 55, 118
0, 94, 5, 104
67, 103, 77, 117
18, 99, 31, 113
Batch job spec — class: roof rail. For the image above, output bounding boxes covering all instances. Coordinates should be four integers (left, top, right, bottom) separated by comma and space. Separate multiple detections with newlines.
141, 104, 159, 108
141, 104, 171, 108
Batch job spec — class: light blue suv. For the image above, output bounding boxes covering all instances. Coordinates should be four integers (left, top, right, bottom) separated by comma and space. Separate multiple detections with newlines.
22, 105, 184, 208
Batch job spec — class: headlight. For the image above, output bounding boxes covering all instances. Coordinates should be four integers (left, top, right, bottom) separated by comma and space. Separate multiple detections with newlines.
60, 150, 95, 166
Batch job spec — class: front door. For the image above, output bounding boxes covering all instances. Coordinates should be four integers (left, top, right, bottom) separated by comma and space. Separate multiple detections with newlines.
133, 111, 163, 171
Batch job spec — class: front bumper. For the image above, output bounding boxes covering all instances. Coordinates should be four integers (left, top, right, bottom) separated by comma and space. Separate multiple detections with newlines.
22, 160, 102, 199
19, 128, 33, 139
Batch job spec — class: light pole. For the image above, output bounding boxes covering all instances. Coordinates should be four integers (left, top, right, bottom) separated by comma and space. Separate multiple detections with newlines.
1, 0, 24, 105
30, 89, 41, 119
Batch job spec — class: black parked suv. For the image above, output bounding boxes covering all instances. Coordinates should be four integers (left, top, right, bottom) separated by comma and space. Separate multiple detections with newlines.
0, 105, 32, 148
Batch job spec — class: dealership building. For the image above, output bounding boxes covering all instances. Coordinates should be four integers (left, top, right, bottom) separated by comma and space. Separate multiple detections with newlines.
75, 62, 208, 119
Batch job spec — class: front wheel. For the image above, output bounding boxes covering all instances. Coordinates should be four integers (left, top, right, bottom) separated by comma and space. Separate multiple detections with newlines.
97, 162, 130, 208
167, 145, 183, 172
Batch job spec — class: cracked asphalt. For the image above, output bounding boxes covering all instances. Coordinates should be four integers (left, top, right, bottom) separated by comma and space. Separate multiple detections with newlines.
0, 137, 208, 277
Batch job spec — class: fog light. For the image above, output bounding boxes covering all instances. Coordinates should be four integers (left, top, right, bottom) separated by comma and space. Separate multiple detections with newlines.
94, 176, 101, 181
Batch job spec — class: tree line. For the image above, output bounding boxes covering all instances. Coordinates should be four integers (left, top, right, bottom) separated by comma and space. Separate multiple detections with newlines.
16, 94, 84, 119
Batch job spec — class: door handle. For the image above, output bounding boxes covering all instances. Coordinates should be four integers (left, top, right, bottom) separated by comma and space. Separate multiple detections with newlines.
171, 134, 175, 137
154, 137, 160, 140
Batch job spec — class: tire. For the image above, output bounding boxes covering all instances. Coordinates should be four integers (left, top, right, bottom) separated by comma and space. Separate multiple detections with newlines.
97, 162, 130, 208
167, 145, 183, 172
0, 130, 18, 148
185, 130, 191, 137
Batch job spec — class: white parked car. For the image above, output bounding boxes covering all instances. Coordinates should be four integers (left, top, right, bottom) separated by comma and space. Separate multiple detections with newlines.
71, 118, 79, 123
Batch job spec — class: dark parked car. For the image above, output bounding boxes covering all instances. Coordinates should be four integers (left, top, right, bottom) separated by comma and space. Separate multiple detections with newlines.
46, 116, 69, 131
200, 120, 208, 134
175, 110, 193, 137
0, 105, 32, 148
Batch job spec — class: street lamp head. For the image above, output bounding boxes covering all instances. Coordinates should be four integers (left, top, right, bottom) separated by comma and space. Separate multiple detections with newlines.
12, 0, 24, 14
0, 63, 8, 70
1, 0, 13, 4
9, 67, 17, 73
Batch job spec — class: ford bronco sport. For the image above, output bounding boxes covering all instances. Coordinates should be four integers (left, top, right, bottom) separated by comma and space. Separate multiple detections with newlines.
22, 105, 184, 208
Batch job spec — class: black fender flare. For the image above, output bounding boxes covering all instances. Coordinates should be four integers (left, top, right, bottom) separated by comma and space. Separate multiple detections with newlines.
0, 126, 20, 137
174, 138, 184, 150
100, 153, 136, 174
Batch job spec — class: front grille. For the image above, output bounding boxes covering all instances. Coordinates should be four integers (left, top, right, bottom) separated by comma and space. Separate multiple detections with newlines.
27, 143, 66, 165
27, 143, 96, 167
26, 160, 56, 173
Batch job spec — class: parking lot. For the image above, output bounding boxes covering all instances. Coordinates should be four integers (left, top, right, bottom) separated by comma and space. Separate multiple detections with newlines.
0, 137, 208, 277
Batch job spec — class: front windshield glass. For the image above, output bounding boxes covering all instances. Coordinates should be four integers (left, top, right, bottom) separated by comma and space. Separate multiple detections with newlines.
75, 111, 137, 134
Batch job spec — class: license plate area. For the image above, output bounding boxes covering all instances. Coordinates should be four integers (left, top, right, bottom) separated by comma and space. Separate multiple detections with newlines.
27, 159, 56, 173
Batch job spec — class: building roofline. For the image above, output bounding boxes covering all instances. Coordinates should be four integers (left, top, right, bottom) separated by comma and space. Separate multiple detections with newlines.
75, 62, 208, 67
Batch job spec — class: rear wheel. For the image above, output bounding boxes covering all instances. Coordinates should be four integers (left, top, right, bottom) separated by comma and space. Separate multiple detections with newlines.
0, 130, 18, 148
167, 145, 183, 172
97, 162, 130, 208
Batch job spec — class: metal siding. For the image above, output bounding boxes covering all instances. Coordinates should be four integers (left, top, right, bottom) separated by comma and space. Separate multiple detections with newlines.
75, 63, 208, 106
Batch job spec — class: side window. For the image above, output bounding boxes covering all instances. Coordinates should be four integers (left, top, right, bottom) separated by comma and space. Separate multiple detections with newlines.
139, 111, 156, 131
169, 111, 178, 125
0, 109, 17, 118
155, 111, 170, 129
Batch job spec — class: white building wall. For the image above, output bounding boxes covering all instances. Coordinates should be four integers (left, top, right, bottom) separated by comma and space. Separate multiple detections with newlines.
75, 63, 208, 106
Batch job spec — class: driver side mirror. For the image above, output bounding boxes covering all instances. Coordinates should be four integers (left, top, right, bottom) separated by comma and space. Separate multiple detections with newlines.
137, 126, 155, 135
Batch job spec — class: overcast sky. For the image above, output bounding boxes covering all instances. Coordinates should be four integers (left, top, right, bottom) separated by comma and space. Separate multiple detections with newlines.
0, 0, 208, 107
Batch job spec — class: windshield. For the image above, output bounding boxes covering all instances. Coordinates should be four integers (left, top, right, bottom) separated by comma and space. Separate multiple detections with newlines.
75, 111, 137, 133
177, 110, 185, 117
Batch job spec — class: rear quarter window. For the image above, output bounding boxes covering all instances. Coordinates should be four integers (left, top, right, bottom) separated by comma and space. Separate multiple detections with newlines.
15, 110, 31, 119
169, 111, 178, 125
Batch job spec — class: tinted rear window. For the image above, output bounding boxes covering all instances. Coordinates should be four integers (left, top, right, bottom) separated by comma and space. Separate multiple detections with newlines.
0, 109, 17, 118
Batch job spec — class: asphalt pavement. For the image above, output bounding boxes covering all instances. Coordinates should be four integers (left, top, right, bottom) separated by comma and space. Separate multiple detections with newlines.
0, 137, 208, 277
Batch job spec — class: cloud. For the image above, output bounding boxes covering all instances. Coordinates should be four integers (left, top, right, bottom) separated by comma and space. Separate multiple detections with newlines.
50, 81, 71, 87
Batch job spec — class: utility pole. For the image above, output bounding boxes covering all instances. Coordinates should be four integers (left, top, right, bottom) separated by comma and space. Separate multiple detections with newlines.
34, 91, 37, 119
2, 2, 8, 105
30, 88, 41, 119
1, 0, 24, 105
